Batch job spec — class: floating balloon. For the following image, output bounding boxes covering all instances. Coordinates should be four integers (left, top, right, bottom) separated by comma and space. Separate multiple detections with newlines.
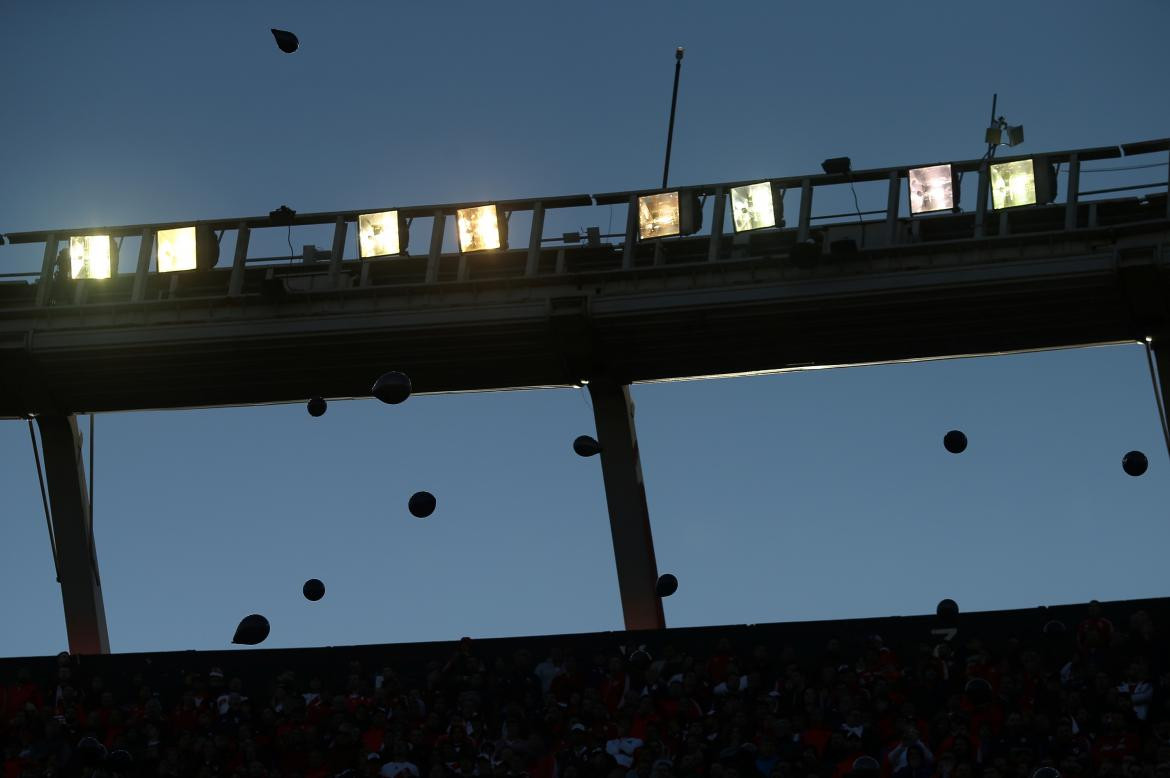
655, 573, 678, 598
303, 578, 325, 602
408, 491, 436, 518
943, 430, 967, 454
271, 28, 299, 53
573, 435, 601, 457
232, 614, 271, 645
372, 371, 412, 404
1122, 450, 1148, 477
307, 397, 327, 417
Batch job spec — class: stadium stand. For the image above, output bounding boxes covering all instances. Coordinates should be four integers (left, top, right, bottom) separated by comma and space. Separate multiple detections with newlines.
1, 597, 1167, 778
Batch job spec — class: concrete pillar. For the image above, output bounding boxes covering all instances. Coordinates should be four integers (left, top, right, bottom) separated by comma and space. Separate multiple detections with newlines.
35, 415, 109, 654
588, 380, 665, 631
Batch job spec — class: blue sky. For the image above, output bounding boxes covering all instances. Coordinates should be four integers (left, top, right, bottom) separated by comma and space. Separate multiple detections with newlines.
1, 1, 1168, 658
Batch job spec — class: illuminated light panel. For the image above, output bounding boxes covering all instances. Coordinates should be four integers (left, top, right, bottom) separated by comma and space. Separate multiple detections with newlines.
358, 210, 401, 258
907, 164, 954, 214
729, 182, 777, 232
157, 226, 198, 272
69, 235, 112, 280
456, 205, 502, 252
638, 192, 682, 239
990, 159, 1037, 209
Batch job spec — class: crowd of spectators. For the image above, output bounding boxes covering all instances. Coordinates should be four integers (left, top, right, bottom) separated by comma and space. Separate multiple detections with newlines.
1, 600, 1166, 778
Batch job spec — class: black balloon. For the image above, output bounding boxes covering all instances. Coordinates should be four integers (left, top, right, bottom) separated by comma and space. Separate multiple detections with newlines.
943, 430, 967, 454
372, 371, 412, 404
409, 491, 436, 518
936, 598, 959, 620
303, 578, 325, 601
271, 28, 299, 53
655, 573, 678, 598
232, 614, 271, 645
572, 435, 601, 457
307, 397, 327, 417
1123, 450, 1148, 477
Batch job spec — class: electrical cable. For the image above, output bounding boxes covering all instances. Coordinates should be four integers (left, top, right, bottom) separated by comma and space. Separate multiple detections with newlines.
848, 176, 865, 246
28, 419, 60, 582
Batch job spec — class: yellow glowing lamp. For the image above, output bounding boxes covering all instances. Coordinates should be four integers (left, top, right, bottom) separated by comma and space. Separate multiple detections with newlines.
157, 226, 198, 272
456, 205, 504, 252
990, 159, 1037, 209
907, 164, 955, 215
358, 210, 402, 258
69, 235, 113, 280
637, 190, 701, 240
729, 182, 781, 232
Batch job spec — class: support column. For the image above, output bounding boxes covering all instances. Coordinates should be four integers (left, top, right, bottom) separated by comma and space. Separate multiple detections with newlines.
588, 380, 665, 631
35, 415, 109, 654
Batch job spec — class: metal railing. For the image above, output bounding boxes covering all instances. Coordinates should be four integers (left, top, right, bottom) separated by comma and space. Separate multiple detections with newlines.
1, 138, 1167, 309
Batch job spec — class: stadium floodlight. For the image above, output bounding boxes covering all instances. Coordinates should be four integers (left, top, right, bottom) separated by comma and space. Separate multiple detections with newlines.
637, 191, 701, 240
358, 210, 403, 258
907, 164, 955, 215
157, 226, 198, 272
729, 182, 782, 232
69, 235, 113, 280
990, 159, 1037, 209
456, 205, 504, 252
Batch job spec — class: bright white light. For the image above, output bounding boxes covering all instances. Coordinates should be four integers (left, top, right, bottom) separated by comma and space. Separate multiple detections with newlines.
729, 182, 777, 231
907, 164, 954, 214
69, 235, 112, 280
990, 159, 1037, 209
358, 210, 401, 258
157, 227, 198, 272
456, 205, 502, 252
638, 192, 681, 239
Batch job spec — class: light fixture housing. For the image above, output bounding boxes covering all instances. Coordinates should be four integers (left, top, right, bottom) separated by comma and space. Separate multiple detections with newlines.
637, 190, 701, 240
456, 205, 505, 252
990, 158, 1056, 209
821, 157, 852, 176
69, 235, 113, 280
358, 210, 407, 258
907, 164, 955, 215
157, 226, 198, 272
729, 182, 783, 232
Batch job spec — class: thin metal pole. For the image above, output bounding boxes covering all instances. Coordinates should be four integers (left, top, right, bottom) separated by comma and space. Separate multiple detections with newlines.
28, 419, 60, 582
662, 47, 684, 189
987, 93, 998, 160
